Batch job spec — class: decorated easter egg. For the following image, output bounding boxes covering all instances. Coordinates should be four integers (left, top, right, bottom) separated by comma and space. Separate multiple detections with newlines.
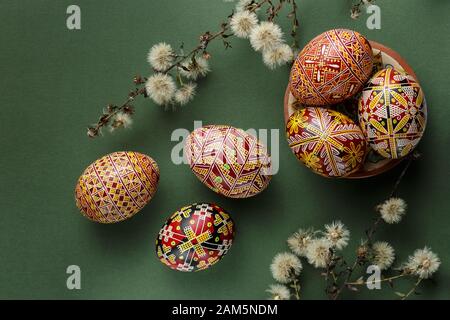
286, 107, 367, 177
290, 29, 373, 106
75, 151, 159, 223
156, 203, 235, 272
358, 68, 427, 159
185, 125, 272, 198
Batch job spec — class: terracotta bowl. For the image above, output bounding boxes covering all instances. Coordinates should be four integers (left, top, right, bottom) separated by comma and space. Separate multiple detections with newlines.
283, 41, 418, 179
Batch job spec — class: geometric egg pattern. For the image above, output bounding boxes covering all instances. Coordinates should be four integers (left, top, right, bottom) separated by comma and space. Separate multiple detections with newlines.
290, 28, 373, 106
185, 125, 272, 198
75, 151, 159, 223
286, 107, 367, 177
156, 203, 235, 272
358, 68, 427, 159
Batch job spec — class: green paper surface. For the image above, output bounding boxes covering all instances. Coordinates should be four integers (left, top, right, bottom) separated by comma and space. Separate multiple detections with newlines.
0, 0, 449, 299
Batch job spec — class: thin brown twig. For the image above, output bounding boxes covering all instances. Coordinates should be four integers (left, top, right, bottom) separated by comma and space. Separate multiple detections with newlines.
389, 150, 421, 198
87, 85, 144, 138
366, 216, 382, 243
331, 258, 359, 300
346, 273, 406, 286
324, 250, 340, 298
291, 278, 301, 300
287, 0, 299, 48
401, 278, 422, 300
163, 26, 231, 74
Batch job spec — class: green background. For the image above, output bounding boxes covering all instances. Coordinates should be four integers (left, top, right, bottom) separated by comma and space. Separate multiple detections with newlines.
0, 0, 449, 299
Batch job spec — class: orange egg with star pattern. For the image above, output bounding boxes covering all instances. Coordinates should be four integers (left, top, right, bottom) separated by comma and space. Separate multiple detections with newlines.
286, 107, 367, 177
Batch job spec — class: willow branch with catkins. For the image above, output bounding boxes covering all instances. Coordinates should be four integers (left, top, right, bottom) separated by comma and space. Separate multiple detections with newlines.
267, 151, 441, 300
87, 0, 300, 138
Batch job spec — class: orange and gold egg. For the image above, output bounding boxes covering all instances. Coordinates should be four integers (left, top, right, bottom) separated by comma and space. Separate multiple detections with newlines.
290, 29, 373, 106
75, 151, 159, 223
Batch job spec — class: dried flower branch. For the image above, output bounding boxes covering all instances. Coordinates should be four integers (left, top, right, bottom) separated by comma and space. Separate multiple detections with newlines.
87, 85, 142, 138
287, 0, 299, 48
267, 151, 441, 300
87, 0, 300, 138
350, 0, 376, 20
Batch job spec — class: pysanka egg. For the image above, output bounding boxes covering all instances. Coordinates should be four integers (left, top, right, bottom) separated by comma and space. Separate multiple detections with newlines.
156, 203, 235, 272
358, 68, 427, 159
286, 107, 367, 177
185, 125, 272, 198
75, 151, 159, 223
290, 29, 373, 106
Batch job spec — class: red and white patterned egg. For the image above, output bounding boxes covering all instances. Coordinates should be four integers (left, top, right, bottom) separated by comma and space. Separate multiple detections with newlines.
156, 203, 235, 272
75, 151, 159, 223
290, 29, 373, 106
185, 125, 272, 198
358, 68, 427, 159
286, 107, 367, 177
